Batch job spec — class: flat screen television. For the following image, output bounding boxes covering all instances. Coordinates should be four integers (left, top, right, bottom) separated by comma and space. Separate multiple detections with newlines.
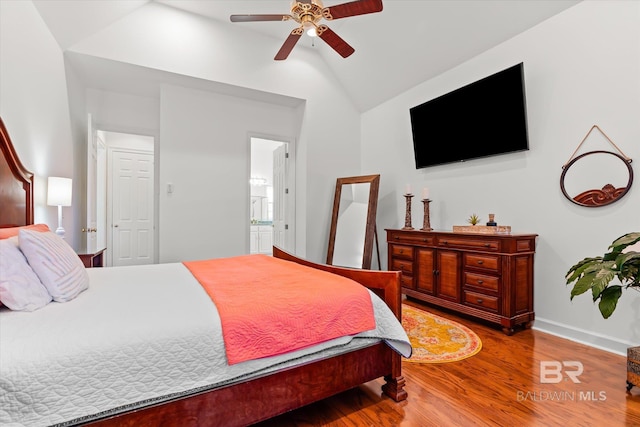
410, 63, 529, 169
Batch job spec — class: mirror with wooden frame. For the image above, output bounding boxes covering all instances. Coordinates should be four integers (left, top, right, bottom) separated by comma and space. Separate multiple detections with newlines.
326, 174, 380, 269
560, 125, 634, 208
560, 150, 633, 207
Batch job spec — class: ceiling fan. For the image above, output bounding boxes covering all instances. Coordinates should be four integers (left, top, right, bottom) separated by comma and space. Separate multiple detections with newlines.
230, 0, 383, 60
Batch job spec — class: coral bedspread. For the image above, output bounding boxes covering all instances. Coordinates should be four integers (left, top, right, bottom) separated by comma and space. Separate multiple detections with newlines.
183, 254, 376, 364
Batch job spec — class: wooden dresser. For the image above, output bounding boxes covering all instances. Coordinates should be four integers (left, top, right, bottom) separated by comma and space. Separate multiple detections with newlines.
386, 229, 537, 335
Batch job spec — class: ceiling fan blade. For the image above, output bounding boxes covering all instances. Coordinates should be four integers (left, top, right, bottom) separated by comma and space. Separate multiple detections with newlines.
323, 0, 383, 20
275, 28, 303, 60
317, 25, 355, 58
230, 14, 291, 23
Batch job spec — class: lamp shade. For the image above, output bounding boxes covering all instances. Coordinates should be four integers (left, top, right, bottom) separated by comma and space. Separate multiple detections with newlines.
47, 177, 72, 207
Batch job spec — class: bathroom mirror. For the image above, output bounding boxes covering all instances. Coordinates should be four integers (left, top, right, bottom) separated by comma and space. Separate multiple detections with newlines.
326, 174, 380, 269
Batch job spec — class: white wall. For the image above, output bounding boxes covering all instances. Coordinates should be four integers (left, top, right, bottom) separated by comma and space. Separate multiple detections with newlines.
362, 0, 640, 353
68, 2, 362, 263
85, 89, 160, 136
159, 84, 299, 262
0, 1, 77, 245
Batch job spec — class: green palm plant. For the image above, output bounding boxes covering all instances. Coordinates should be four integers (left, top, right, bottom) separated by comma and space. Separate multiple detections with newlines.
467, 214, 481, 226
566, 232, 640, 319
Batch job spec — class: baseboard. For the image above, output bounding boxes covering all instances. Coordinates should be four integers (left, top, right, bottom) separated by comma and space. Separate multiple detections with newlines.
533, 317, 636, 356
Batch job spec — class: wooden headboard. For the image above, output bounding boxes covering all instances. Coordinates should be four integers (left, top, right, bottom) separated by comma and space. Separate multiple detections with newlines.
0, 116, 34, 227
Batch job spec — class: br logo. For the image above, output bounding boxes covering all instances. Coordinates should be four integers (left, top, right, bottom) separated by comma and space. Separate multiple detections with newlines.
540, 361, 583, 384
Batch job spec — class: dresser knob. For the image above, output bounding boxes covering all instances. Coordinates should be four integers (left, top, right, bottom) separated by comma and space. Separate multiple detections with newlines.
477, 298, 483, 304
477, 260, 484, 265
478, 280, 484, 284
484, 243, 490, 247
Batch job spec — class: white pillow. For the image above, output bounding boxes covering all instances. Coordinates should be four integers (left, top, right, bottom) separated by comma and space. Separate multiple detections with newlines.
18, 230, 89, 302
0, 237, 52, 311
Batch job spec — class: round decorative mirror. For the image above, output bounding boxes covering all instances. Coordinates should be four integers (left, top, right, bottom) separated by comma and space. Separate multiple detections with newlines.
560, 150, 633, 207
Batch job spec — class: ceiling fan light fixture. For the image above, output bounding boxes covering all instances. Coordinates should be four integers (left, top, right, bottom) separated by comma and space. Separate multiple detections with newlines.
231, 0, 384, 60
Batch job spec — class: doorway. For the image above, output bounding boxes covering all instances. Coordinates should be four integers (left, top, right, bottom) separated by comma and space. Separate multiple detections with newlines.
250, 137, 294, 255
87, 124, 156, 266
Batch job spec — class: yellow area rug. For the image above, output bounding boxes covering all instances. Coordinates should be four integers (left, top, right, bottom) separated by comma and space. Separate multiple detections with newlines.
402, 304, 482, 363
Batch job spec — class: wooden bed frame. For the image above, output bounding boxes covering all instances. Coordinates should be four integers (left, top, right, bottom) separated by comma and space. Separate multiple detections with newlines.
0, 116, 406, 426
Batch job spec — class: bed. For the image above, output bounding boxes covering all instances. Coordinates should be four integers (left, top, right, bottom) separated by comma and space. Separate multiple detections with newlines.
0, 116, 409, 427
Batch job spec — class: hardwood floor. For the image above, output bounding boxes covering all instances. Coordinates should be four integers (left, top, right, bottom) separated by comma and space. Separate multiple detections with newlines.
256, 299, 640, 426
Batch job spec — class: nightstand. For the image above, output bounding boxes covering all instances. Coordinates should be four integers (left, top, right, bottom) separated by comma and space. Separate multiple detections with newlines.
77, 248, 106, 268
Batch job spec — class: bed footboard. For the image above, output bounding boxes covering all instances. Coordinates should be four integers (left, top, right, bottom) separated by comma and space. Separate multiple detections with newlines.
273, 246, 406, 402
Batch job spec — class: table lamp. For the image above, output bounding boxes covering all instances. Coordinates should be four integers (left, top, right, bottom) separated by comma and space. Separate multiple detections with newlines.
47, 176, 72, 239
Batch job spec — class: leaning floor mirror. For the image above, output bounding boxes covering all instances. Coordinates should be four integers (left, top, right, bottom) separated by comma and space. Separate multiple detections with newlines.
326, 174, 380, 269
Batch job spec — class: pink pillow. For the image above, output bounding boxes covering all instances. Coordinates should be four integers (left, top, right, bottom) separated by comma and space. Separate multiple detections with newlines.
0, 224, 50, 240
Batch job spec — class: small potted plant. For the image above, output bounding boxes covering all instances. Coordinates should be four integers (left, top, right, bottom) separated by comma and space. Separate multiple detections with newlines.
467, 214, 481, 226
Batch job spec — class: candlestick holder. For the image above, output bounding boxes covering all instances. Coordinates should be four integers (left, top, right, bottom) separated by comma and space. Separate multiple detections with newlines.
403, 193, 414, 230
421, 199, 433, 231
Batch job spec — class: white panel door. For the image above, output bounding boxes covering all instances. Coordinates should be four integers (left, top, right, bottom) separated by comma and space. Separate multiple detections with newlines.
272, 144, 287, 250
86, 115, 107, 253
112, 150, 154, 266
96, 133, 107, 251
85, 114, 97, 251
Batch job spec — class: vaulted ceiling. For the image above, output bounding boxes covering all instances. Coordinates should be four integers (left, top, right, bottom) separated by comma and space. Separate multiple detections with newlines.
32, 0, 580, 112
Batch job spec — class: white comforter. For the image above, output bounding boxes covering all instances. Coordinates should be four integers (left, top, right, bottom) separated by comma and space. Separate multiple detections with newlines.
0, 262, 410, 427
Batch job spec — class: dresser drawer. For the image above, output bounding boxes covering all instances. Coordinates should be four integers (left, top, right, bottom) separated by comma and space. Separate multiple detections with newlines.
391, 244, 414, 260
400, 274, 413, 288
391, 258, 413, 275
388, 231, 434, 246
464, 290, 499, 313
464, 253, 500, 272
464, 272, 499, 293
438, 236, 500, 251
